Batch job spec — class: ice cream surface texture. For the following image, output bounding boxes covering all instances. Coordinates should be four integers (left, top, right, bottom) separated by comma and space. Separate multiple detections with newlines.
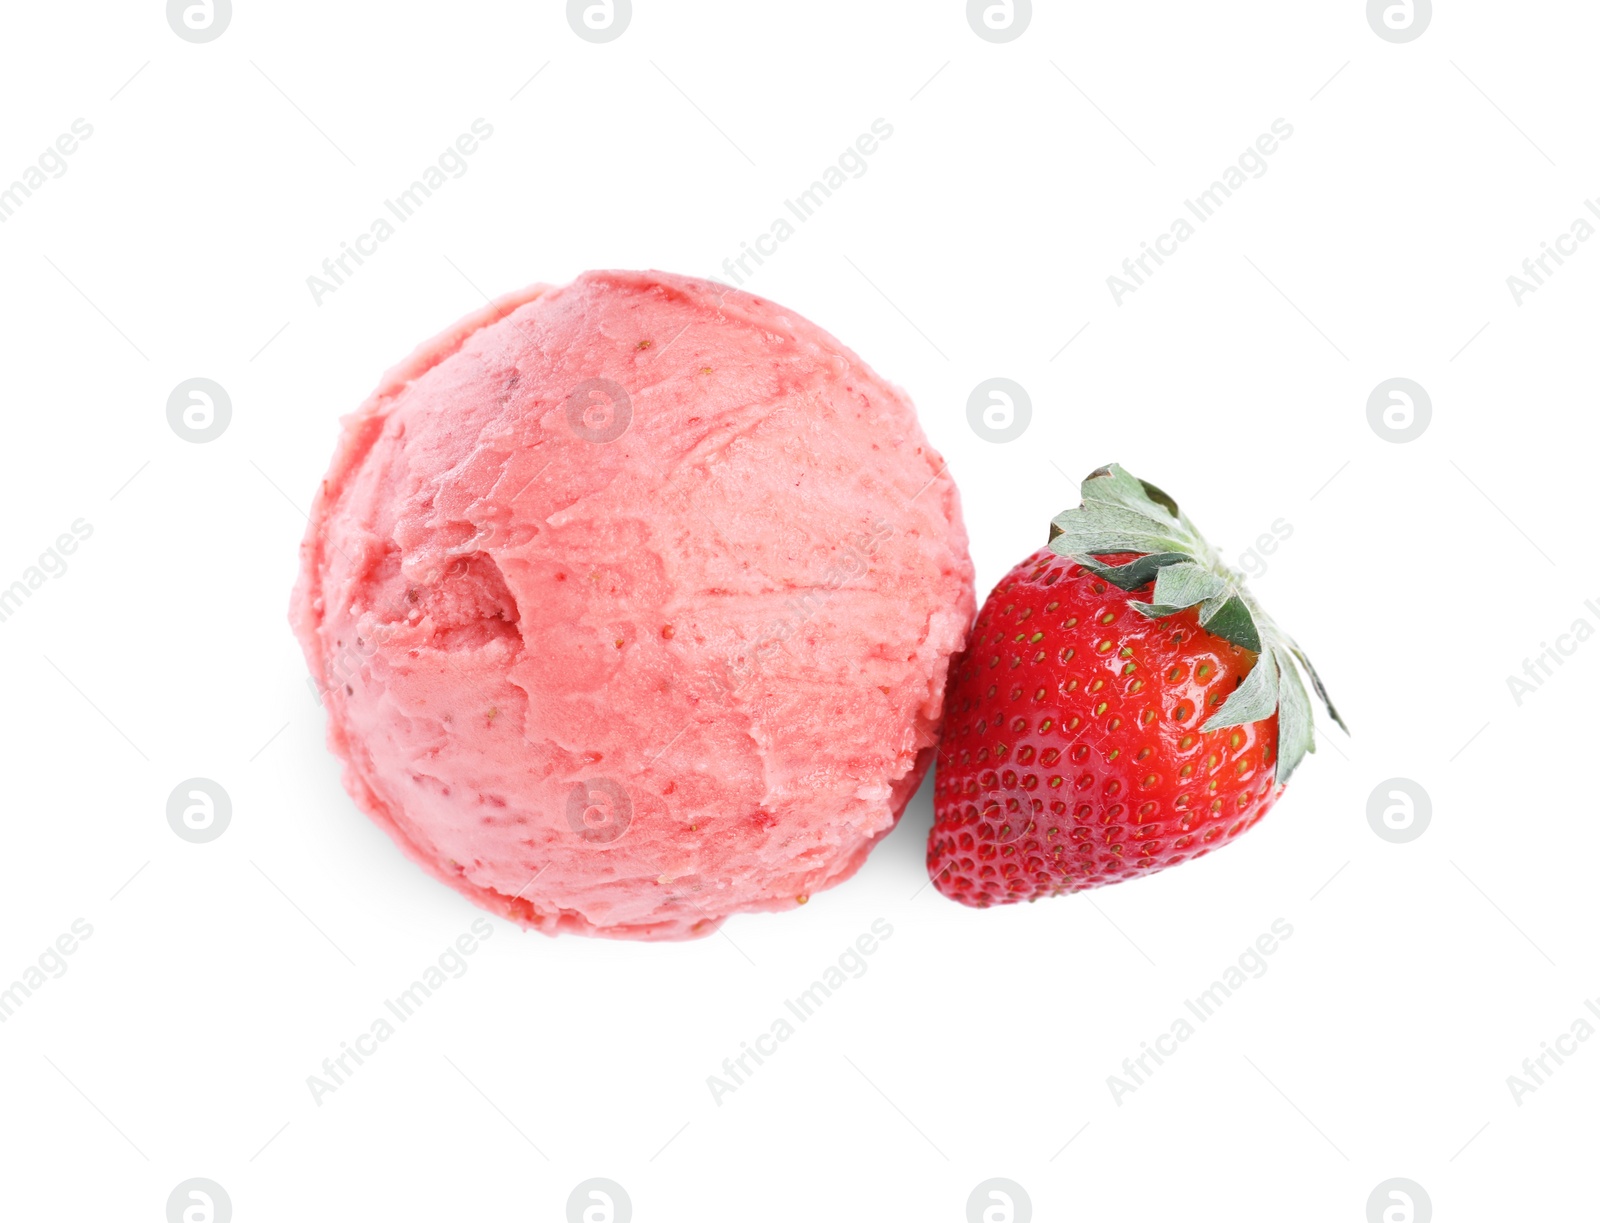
292, 270, 974, 939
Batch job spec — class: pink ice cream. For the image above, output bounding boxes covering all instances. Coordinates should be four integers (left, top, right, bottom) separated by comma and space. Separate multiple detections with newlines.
292, 270, 974, 939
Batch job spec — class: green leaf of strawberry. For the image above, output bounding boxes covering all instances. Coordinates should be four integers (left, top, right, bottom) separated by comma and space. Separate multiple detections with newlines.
1049, 463, 1343, 782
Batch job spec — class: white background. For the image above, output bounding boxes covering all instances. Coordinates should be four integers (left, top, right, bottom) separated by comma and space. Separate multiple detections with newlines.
1, 2, 1595, 1220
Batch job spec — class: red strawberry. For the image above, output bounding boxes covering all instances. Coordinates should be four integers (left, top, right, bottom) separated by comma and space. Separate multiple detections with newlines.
928, 464, 1343, 906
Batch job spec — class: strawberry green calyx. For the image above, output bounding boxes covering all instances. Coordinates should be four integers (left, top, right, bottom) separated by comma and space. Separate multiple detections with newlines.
1047, 463, 1345, 783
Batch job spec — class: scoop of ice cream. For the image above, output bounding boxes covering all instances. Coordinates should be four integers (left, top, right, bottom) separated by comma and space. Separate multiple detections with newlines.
291, 270, 974, 939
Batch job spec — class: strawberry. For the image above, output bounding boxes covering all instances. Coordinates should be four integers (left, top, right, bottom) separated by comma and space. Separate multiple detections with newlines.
928, 464, 1343, 906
